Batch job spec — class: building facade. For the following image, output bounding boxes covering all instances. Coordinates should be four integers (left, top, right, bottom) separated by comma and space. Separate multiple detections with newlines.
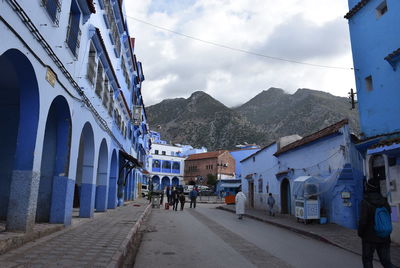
149, 143, 185, 190
241, 120, 365, 229
0, 0, 150, 233
346, 0, 400, 241
184, 151, 236, 185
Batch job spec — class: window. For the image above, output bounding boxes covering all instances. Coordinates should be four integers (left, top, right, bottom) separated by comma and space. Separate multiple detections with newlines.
42, 0, 62, 25
95, 62, 104, 97
162, 151, 166, 155
66, 0, 81, 57
162, 161, 171, 169
253, 157, 256, 162
155, 150, 159, 155
152, 160, 160, 168
376, 1, 388, 18
172, 162, 180, 170
365, 75, 373, 91
87, 43, 97, 85
258, 178, 263, 193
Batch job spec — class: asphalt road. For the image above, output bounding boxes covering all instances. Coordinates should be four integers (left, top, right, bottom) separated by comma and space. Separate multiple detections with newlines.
134, 204, 378, 268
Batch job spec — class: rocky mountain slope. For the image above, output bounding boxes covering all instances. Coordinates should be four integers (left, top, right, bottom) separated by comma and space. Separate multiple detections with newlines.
146, 88, 359, 150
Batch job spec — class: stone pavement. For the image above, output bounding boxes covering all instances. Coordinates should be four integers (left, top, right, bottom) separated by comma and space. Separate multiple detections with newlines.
218, 205, 400, 268
0, 199, 151, 267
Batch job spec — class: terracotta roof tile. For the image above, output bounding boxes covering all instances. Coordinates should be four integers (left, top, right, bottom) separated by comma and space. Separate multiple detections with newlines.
344, 0, 370, 19
185, 150, 227, 161
274, 119, 349, 156
87, 0, 96, 14
369, 137, 400, 149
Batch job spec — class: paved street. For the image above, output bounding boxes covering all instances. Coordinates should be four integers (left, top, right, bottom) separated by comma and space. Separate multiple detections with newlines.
0, 200, 149, 267
135, 204, 381, 268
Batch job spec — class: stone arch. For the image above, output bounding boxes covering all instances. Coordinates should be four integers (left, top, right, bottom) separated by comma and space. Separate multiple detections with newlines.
172, 177, 179, 187
74, 122, 95, 218
37, 96, 72, 224
95, 139, 108, 212
0, 49, 40, 232
161, 176, 171, 190
107, 149, 118, 209
152, 175, 160, 190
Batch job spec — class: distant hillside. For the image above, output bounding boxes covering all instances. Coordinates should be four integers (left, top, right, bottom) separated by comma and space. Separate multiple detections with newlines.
146, 88, 359, 150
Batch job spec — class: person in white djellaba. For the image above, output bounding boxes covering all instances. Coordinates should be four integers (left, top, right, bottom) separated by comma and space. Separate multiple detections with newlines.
235, 188, 246, 219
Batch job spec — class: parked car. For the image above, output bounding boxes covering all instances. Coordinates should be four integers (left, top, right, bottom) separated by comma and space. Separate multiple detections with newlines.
141, 184, 149, 197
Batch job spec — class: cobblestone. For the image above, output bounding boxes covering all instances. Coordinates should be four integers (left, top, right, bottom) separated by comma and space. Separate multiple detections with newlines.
0, 199, 150, 267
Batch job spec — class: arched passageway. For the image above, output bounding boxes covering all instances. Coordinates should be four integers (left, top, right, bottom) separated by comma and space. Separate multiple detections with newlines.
95, 139, 108, 212
0, 49, 40, 232
172, 177, 179, 187
74, 122, 95, 218
107, 150, 118, 209
161, 176, 170, 190
152, 176, 160, 190
37, 96, 72, 224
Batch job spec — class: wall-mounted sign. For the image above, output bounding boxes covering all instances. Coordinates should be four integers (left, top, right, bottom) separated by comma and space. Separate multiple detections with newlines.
45, 68, 56, 87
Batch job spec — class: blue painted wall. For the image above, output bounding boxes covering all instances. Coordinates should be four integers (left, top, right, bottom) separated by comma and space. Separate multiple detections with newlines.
230, 148, 260, 180
347, 0, 400, 137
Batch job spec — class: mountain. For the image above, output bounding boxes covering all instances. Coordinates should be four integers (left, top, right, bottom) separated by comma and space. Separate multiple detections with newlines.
146, 88, 360, 151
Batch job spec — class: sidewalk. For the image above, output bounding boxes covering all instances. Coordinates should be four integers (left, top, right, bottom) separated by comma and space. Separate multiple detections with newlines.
0, 199, 151, 267
217, 205, 400, 267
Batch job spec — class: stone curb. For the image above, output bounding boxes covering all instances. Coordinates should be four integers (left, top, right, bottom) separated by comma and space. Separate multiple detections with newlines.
0, 224, 64, 255
107, 202, 152, 268
216, 206, 361, 256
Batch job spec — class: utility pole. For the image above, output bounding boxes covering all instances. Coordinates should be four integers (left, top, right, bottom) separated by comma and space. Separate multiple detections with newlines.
348, 88, 357, 110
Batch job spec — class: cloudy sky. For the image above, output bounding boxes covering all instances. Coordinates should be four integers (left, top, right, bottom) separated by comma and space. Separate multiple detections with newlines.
124, 0, 355, 107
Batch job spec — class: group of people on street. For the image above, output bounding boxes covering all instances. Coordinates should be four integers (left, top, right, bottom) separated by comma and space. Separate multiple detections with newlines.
161, 186, 199, 211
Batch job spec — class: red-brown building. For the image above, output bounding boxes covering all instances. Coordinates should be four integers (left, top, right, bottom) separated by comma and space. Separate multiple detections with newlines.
184, 150, 236, 185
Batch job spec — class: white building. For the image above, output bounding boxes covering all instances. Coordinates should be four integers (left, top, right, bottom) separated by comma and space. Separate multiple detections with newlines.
0, 0, 150, 233
149, 143, 186, 189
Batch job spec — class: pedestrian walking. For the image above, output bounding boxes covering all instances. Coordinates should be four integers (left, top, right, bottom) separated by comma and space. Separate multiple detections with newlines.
358, 178, 393, 268
172, 187, 179, 211
179, 192, 186, 210
189, 187, 198, 208
267, 193, 275, 216
235, 188, 246, 219
160, 189, 164, 205
166, 186, 172, 204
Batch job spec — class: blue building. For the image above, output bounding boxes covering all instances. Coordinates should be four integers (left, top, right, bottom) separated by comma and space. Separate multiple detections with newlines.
346, 0, 400, 241
241, 120, 364, 229
0, 0, 150, 233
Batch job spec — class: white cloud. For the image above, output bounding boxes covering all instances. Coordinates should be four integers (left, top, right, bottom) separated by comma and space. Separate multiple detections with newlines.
124, 0, 355, 107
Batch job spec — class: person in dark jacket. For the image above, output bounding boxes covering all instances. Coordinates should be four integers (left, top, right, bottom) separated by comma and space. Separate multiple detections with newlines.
179, 192, 186, 210
358, 178, 392, 268
166, 186, 172, 204
172, 187, 179, 211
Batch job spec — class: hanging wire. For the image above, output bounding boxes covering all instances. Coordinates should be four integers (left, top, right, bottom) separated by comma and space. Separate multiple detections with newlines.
127, 15, 354, 71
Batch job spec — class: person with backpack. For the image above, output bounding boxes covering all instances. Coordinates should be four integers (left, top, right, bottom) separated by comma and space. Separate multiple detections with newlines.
358, 178, 393, 268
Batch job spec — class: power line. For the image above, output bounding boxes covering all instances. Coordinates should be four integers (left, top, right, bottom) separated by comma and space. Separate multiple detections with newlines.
127, 16, 354, 71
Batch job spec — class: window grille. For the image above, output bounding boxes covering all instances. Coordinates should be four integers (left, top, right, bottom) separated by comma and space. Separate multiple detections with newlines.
41, 0, 62, 25
95, 63, 104, 97
87, 48, 97, 85
66, 1, 81, 57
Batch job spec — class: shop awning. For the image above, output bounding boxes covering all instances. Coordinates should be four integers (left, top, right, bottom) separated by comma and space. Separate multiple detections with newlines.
119, 150, 142, 168
220, 183, 242, 188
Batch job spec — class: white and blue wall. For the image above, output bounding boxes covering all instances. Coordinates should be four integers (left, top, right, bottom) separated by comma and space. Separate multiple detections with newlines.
0, 0, 150, 233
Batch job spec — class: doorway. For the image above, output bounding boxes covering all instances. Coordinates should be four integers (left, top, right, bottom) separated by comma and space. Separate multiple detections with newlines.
281, 179, 291, 214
